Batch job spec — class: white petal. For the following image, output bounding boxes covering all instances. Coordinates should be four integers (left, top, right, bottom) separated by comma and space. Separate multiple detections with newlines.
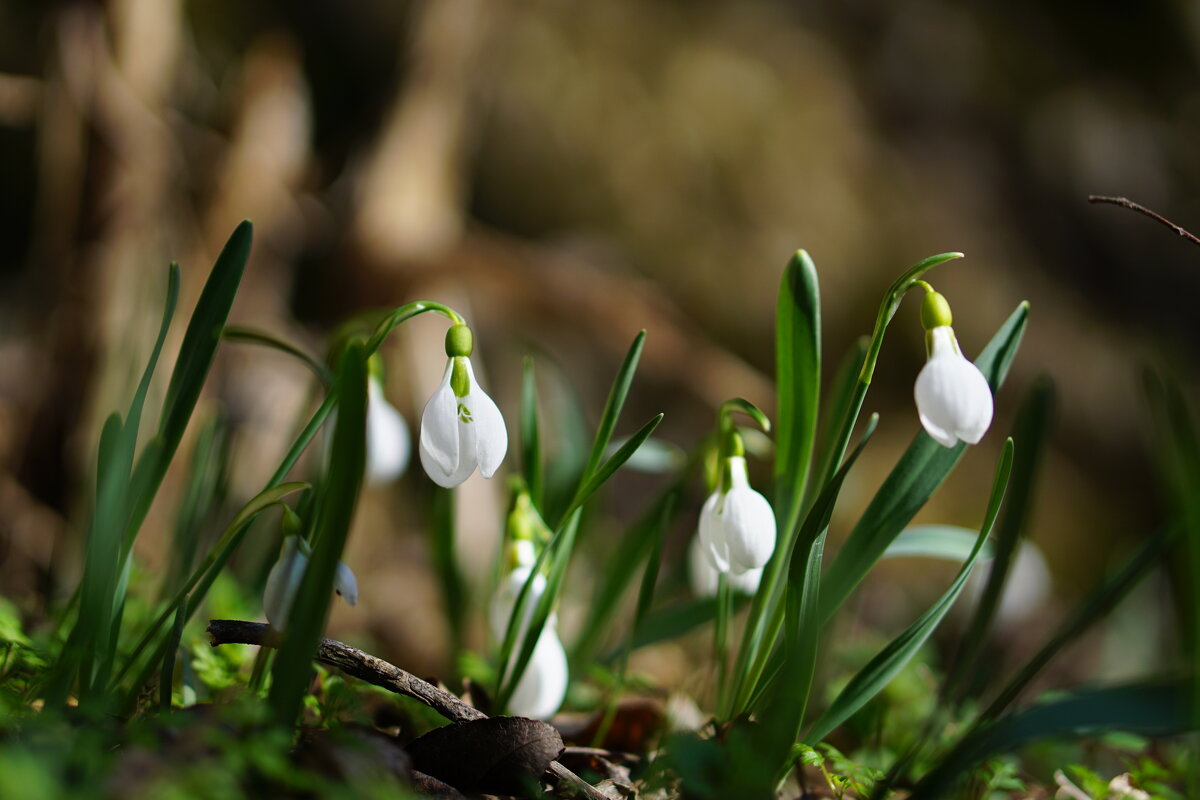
505, 627, 569, 720
915, 330, 993, 448
688, 534, 721, 598
726, 456, 750, 489
462, 359, 508, 479
697, 491, 730, 572
489, 564, 547, 643
334, 561, 359, 606
366, 380, 410, 485
721, 485, 777, 571
728, 565, 763, 595
419, 363, 462, 480
263, 537, 308, 630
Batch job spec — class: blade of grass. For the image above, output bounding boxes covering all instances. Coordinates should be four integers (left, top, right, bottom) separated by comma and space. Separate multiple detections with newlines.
944, 376, 1054, 705
520, 357, 544, 509
223, 325, 333, 385
911, 679, 1195, 799
819, 302, 1029, 621
569, 331, 646, 517
269, 341, 367, 726
431, 486, 466, 660
759, 415, 881, 755
882, 526, 996, 562
978, 527, 1173, 724
807, 438, 1014, 743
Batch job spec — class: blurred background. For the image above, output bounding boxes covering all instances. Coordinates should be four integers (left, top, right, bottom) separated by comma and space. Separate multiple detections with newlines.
1, 0, 1198, 697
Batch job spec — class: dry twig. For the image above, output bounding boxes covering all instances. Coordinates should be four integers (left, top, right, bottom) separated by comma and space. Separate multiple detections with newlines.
206, 619, 607, 800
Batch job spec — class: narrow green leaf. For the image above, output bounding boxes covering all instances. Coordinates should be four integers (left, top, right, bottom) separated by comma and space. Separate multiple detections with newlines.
883, 526, 996, 563
806, 439, 1014, 742
944, 376, 1054, 704
127, 223, 253, 542
270, 342, 368, 725
520, 357, 544, 509
819, 302, 1029, 621
774, 249, 821, 543
911, 679, 1195, 799
575, 331, 646, 506
808, 337, 868, 510
572, 485, 683, 668
223, 325, 333, 385
568, 413, 664, 516
978, 526, 1173, 723
431, 486, 466, 658
772, 417, 879, 734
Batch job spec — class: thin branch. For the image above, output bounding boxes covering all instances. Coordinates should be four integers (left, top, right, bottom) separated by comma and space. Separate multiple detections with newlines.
206, 619, 608, 800
1088, 195, 1200, 249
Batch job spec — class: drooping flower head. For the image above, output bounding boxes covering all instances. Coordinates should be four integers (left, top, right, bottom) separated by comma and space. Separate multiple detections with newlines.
489, 537, 568, 720
695, 428, 777, 578
913, 288, 993, 448
419, 324, 508, 487
263, 510, 359, 631
364, 356, 411, 485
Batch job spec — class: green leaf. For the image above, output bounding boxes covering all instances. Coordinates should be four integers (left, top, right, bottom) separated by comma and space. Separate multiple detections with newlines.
573, 330, 646, 511
572, 485, 684, 668
819, 301, 1029, 621
568, 413, 664, 515
808, 337, 868, 510
223, 325, 332, 385
761, 415, 880, 756
911, 679, 1196, 799
806, 438, 1014, 742
270, 341, 368, 725
943, 376, 1054, 704
520, 357, 544, 509
131, 223, 251, 535
774, 249, 821, 542
978, 526, 1172, 723
883, 525, 996, 562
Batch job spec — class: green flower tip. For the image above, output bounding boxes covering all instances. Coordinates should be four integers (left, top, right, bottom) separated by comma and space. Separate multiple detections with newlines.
445, 324, 474, 358
450, 357, 471, 398
920, 289, 953, 330
281, 506, 302, 537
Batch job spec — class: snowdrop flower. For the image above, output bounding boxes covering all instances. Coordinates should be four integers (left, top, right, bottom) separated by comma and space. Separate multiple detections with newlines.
419, 324, 508, 488
696, 433, 777, 575
263, 535, 359, 630
365, 373, 410, 485
489, 540, 568, 720
913, 288, 993, 448
688, 534, 762, 598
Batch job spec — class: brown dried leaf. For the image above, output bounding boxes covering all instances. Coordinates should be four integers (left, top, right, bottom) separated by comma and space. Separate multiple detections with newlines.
405, 716, 565, 795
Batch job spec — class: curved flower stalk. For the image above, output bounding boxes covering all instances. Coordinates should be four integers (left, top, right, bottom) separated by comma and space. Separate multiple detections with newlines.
489, 540, 568, 720
914, 287, 993, 448
263, 535, 358, 630
419, 324, 508, 487
365, 374, 410, 485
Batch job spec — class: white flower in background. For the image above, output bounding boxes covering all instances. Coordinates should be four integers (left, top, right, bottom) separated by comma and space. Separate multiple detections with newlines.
365, 375, 410, 485
489, 541, 568, 720
419, 324, 507, 488
966, 540, 1051, 626
697, 455, 777, 574
688, 535, 762, 598
914, 289, 993, 448
262, 535, 358, 630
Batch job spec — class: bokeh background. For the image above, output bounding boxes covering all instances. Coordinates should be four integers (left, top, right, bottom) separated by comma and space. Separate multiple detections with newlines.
1, 0, 1198, 696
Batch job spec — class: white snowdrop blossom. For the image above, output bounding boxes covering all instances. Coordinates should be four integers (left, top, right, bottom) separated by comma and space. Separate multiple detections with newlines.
419, 326, 507, 487
914, 326, 993, 448
365, 376, 410, 485
688, 534, 762, 598
262, 536, 359, 631
697, 456, 777, 575
489, 543, 568, 720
